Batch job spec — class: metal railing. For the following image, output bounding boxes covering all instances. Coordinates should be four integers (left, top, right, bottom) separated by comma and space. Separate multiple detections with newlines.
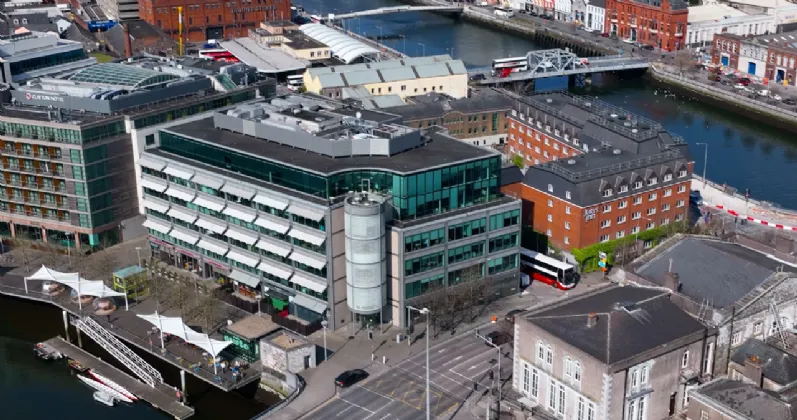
538, 148, 684, 182
73, 316, 163, 387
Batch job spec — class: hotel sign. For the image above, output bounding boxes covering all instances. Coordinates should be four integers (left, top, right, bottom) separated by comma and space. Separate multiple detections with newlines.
24, 92, 64, 103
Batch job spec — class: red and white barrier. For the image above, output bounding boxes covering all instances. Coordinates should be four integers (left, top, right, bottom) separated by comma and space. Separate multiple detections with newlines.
713, 204, 797, 231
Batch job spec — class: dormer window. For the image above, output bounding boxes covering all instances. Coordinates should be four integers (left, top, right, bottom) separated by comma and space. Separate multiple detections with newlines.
619, 185, 628, 193
647, 177, 658, 186
602, 189, 613, 197
634, 181, 643, 189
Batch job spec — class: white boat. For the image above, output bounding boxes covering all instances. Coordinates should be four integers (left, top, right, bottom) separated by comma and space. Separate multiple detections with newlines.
93, 391, 116, 407
78, 375, 134, 404
88, 371, 138, 401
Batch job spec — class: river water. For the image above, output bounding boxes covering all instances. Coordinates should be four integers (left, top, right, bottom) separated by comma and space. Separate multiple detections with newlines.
299, 0, 797, 209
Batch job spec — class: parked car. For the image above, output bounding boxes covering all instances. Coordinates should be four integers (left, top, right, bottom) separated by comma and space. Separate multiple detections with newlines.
469, 74, 486, 81
485, 330, 511, 346
641, 44, 655, 51
712, 75, 721, 82
734, 83, 746, 90
738, 77, 751, 86
773, 94, 783, 101
600, 33, 610, 38
335, 369, 368, 388
505, 309, 524, 323
783, 98, 797, 105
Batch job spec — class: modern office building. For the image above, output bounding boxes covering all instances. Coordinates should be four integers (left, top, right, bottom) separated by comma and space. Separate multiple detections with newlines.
303, 55, 469, 100
0, 56, 272, 248
138, 95, 521, 331
0, 31, 94, 84
507, 92, 692, 251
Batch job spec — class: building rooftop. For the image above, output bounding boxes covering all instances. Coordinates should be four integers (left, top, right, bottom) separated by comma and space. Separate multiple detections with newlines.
634, 237, 791, 308
525, 285, 705, 365
299, 23, 378, 64
68, 62, 181, 88
220, 37, 309, 74
165, 100, 495, 175
306, 54, 467, 90
386, 89, 513, 121
688, 3, 749, 23
694, 378, 797, 420
282, 30, 327, 50
266, 330, 310, 350
732, 338, 797, 385
225, 315, 279, 340
631, 0, 688, 10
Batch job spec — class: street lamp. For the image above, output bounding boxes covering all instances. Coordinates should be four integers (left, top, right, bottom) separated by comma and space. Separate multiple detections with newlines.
476, 330, 503, 420
321, 318, 328, 362
408, 305, 431, 420
696, 142, 708, 190
418, 42, 426, 57
375, 25, 383, 49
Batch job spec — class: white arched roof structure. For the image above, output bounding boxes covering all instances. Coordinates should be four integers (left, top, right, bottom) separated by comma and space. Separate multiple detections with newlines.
24, 265, 128, 309
299, 24, 379, 64
138, 312, 232, 359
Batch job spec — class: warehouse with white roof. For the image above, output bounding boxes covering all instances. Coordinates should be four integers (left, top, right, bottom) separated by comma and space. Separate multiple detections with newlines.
302, 55, 468, 100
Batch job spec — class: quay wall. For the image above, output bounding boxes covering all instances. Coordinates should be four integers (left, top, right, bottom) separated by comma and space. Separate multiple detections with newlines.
649, 64, 797, 134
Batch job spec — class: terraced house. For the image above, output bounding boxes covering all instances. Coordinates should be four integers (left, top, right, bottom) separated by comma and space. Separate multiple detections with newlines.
138, 95, 521, 331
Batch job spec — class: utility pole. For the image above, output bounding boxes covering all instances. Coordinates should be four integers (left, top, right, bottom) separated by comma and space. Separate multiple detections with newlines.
476, 330, 502, 420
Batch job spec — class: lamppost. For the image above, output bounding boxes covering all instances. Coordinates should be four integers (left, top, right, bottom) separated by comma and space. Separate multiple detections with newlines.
476, 330, 502, 420
375, 25, 383, 49
408, 305, 431, 420
418, 42, 426, 57
321, 318, 328, 362
696, 142, 708, 190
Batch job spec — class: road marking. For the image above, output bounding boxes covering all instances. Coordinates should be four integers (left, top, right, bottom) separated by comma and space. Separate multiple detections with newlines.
339, 397, 375, 414
467, 365, 477, 370
336, 405, 354, 416
438, 349, 446, 353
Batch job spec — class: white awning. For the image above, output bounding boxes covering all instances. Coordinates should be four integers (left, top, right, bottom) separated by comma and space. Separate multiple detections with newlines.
167, 207, 198, 223
221, 183, 255, 200
290, 273, 327, 293
226, 227, 258, 245
230, 270, 261, 288
139, 155, 166, 171
138, 312, 232, 357
143, 198, 169, 214
253, 194, 289, 210
169, 227, 200, 245
197, 239, 228, 256
289, 228, 326, 246
143, 219, 172, 235
141, 177, 167, 193
164, 186, 196, 202
192, 195, 226, 212
290, 251, 327, 270
226, 249, 260, 268
222, 205, 257, 223
163, 165, 194, 180
257, 260, 292, 280
195, 216, 227, 234
254, 239, 291, 257
192, 173, 224, 190
287, 205, 324, 221
292, 293, 327, 314
254, 217, 290, 234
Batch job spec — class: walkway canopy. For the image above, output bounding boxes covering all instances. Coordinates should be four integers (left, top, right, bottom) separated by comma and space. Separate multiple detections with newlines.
137, 312, 232, 360
24, 265, 128, 309
299, 24, 378, 64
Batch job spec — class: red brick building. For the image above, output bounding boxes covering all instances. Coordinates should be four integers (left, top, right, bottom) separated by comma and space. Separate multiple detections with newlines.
137, 0, 291, 42
605, 0, 688, 51
712, 32, 797, 85
507, 92, 693, 251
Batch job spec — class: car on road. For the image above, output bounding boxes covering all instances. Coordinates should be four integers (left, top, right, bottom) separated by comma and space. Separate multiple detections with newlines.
738, 77, 751, 86
641, 44, 655, 51
469, 74, 486, 81
505, 309, 524, 323
773, 94, 783, 101
783, 98, 797, 105
711, 75, 721, 82
485, 331, 512, 346
600, 33, 609, 37
733, 83, 746, 90
335, 369, 368, 388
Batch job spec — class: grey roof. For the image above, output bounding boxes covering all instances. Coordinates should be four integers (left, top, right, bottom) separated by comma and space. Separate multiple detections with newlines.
344, 69, 382, 85
631, 0, 688, 10
360, 95, 406, 110
587, 0, 607, 7
219, 38, 309, 74
414, 63, 452, 78
69, 63, 180, 88
635, 238, 785, 309
501, 165, 523, 186
525, 286, 705, 365
307, 55, 467, 89
166, 119, 495, 176
381, 66, 417, 83
299, 23, 378, 64
694, 379, 797, 420
731, 339, 797, 386
387, 89, 513, 121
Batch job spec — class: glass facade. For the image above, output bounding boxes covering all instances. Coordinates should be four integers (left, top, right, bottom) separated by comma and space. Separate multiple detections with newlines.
9, 48, 86, 77
489, 209, 520, 230
133, 90, 258, 129
159, 131, 501, 220
404, 228, 444, 253
0, 120, 125, 144
405, 274, 444, 299
489, 232, 519, 253
448, 218, 486, 241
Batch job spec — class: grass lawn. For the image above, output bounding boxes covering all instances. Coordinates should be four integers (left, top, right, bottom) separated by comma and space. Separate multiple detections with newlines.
90, 52, 115, 63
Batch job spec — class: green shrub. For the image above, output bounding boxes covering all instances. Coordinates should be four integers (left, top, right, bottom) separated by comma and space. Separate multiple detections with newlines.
572, 222, 685, 273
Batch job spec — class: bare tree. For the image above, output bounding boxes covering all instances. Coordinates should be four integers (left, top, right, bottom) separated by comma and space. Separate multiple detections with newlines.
673, 49, 695, 76
196, 294, 221, 334
147, 270, 169, 313
169, 278, 194, 317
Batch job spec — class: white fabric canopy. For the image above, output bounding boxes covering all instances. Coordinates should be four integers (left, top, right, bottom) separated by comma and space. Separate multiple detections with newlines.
24, 265, 127, 308
137, 312, 232, 357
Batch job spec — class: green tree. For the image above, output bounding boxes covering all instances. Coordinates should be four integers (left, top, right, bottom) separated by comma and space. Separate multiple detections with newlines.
511, 154, 524, 169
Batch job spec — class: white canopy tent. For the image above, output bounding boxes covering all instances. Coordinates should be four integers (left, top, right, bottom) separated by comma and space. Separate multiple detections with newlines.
24, 265, 128, 310
137, 312, 232, 372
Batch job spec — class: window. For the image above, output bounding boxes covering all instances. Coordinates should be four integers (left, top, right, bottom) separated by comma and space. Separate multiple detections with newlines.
678, 185, 687, 193
617, 215, 627, 224
523, 363, 531, 393
633, 196, 642, 205
548, 380, 557, 411
662, 204, 671, 212
631, 369, 639, 387
548, 184, 554, 192
531, 366, 539, 398
565, 206, 571, 214
600, 234, 610, 242
664, 174, 672, 182
648, 192, 657, 201
603, 189, 613, 197
679, 170, 688, 178
700, 410, 709, 420
577, 397, 595, 420
601, 220, 611, 228
647, 208, 656, 216
603, 204, 612, 213
574, 362, 582, 382
546, 229, 552, 236
546, 346, 553, 367
661, 218, 670, 226
647, 177, 657, 186
548, 199, 553, 207
566, 191, 571, 199
634, 181, 643, 189
547, 214, 553, 222
565, 221, 571, 230
537, 341, 545, 362
631, 226, 640, 234
632, 212, 641, 220
676, 199, 685, 208
619, 200, 628, 209
641, 365, 649, 384
664, 188, 672, 197
616, 231, 625, 239
754, 321, 763, 335
565, 357, 572, 377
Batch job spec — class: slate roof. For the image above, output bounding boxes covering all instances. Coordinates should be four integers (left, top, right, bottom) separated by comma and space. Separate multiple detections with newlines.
525, 285, 705, 365
731, 339, 797, 386
307, 55, 467, 90
386, 89, 513, 121
694, 379, 797, 420
635, 237, 786, 309
501, 165, 524, 187
587, 0, 607, 7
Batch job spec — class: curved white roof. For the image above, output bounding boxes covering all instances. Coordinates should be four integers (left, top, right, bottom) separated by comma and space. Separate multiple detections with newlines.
299, 24, 378, 64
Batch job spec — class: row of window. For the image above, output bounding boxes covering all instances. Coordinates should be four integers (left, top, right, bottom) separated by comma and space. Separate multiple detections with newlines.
405, 210, 520, 254
547, 213, 684, 245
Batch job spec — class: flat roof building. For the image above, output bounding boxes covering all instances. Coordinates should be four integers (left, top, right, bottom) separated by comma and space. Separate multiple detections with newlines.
0, 56, 273, 248
0, 31, 94, 84
219, 37, 310, 75
304, 55, 469, 101
138, 94, 521, 332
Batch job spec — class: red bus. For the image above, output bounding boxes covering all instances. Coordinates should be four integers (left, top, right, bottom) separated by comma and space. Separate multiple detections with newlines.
198, 49, 239, 63
520, 248, 579, 290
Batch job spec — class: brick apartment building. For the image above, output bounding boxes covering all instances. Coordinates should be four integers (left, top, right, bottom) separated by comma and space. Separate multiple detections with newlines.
506, 92, 692, 251
605, 0, 688, 51
712, 31, 797, 85
137, 0, 291, 42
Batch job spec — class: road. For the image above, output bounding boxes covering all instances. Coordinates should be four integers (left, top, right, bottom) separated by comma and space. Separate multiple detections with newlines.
303, 324, 512, 420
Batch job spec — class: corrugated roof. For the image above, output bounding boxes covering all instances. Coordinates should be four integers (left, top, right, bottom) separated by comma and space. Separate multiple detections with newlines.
380, 66, 416, 82
414, 63, 452, 78
299, 24, 378, 63
317, 73, 345, 88
344, 70, 382, 85
220, 38, 308, 74
447, 60, 467, 75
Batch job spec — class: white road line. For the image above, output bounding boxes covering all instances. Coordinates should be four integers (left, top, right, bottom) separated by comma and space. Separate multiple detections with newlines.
450, 370, 486, 389
362, 402, 387, 420
402, 359, 469, 388
438, 349, 446, 353
377, 414, 391, 420
467, 365, 477, 371
339, 397, 375, 414
336, 405, 354, 416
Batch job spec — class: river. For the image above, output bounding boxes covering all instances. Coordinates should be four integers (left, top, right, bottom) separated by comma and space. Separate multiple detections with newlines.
298, 0, 797, 210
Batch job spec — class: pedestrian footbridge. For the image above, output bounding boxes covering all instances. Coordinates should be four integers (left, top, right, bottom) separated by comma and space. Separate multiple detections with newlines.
330, 5, 463, 20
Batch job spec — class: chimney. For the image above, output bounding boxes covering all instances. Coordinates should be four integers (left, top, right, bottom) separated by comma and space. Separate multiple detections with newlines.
587, 312, 598, 328
743, 355, 764, 387
123, 23, 133, 58
663, 271, 680, 293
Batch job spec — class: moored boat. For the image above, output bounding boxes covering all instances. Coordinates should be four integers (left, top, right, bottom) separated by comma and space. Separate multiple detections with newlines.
93, 391, 116, 407
68, 359, 89, 372
88, 371, 138, 401
77, 375, 134, 404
